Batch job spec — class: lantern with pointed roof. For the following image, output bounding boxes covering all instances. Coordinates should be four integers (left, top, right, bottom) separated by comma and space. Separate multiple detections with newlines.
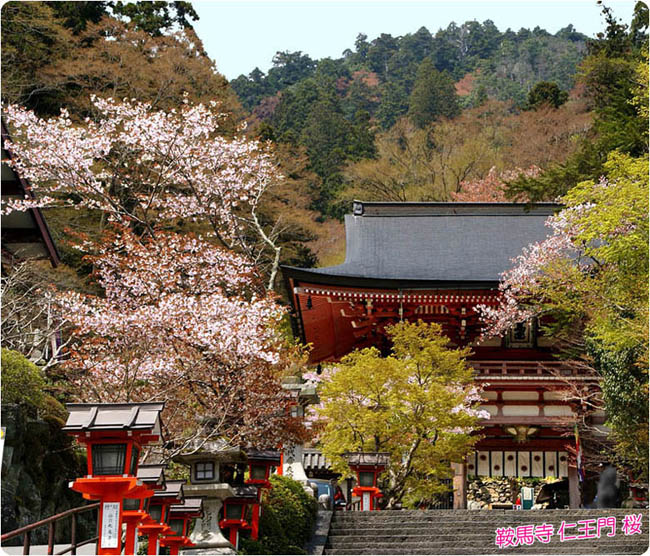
244, 450, 282, 539
138, 480, 185, 555
219, 485, 258, 550
246, 450, 281, 489
173, 437, 243, 554
122, 464, 166, 556
345, 452, 390, 511
160, 498, 203, 555
62, 403, 164, 556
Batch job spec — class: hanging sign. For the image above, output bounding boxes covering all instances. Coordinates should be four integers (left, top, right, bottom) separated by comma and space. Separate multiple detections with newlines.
101, 502, 120, 548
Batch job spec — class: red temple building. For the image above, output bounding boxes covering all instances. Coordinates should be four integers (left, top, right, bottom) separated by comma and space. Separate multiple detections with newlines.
282, 201, 607, 509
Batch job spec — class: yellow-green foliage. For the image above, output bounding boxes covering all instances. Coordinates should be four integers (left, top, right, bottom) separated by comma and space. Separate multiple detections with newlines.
563, 152, 648, 362
318, 321, 483, 507
1, 348, 46, 407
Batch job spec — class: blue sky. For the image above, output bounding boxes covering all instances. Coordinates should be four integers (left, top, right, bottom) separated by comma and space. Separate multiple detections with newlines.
192, 0, 638, 80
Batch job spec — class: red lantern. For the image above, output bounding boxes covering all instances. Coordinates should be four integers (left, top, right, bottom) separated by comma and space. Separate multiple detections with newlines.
122, 464, 166, 555
345, 452, 390, 511
159, 498, 203, 555
219, 486, 258, 550
138, 480, 185, 555
245, 450, 281, 539
63, 403, 164, 556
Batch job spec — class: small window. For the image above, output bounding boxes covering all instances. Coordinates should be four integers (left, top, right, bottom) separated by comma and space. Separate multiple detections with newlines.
225, 503, 242, 520
359, 471, 374, 487
195, 461, 215, 481
250, 465, 267, 480
168, 518, 185, 536
123, 498, 140, 511
149, 504, 163, 522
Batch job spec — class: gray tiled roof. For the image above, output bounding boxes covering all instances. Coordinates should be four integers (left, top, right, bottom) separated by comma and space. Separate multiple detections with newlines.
63, 403, 164, 435
137, 464, 166, 486
303, 449, 331, 471
246, 450, 282, 464
230, 485, 258, 499
152, 479, 185, 501
301, 203, 559, 283
169, 498, 203, 515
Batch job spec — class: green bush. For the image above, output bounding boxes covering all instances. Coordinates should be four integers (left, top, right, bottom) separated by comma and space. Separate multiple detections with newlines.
1, 348, 46, 407
239, 475, 317, 555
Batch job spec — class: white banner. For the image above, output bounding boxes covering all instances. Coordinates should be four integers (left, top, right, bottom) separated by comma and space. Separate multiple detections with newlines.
101, 502, 120, 548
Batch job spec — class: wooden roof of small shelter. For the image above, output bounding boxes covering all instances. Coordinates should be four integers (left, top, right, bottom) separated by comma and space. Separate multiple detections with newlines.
1, 120, 60, 267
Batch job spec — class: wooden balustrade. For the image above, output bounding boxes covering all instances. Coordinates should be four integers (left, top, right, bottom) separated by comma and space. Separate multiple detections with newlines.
470, 360, 586, 377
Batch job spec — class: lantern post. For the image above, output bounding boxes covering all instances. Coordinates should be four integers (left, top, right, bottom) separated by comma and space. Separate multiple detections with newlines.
345, 452, 390, 511
219, 485, 258, 550
62, 403, 164, 555
138, 479, 185, 555
245, 450, 282, 539
122, 464, 166, 555
160, 498, 203, 555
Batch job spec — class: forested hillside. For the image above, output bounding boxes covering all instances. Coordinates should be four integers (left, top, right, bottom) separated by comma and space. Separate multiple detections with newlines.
230, 21, 592, 219
2, 2, 647, 273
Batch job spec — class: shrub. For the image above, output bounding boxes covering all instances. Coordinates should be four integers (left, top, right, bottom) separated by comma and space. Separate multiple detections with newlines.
239, 475, 317, 555
1, 348, 46, 407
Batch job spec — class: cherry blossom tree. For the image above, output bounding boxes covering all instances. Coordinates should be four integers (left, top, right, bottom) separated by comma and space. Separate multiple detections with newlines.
451, 165, 540, 202
3, 97, 306, 453
477, 152, 648, 475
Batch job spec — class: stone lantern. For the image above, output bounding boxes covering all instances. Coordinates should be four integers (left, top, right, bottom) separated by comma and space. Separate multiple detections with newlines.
345, 452, 390, 511
123, 464, 166, 555
62, 402, 164, 555
138, 479, 185, 555
174, 439, 246, 555
219, 485, 258, 550
160, 497, 203, 555
281, 377, 319, 484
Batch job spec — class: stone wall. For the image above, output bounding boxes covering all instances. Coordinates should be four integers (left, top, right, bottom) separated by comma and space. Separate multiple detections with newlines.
1, 404, 95, 545
467, 476, 557, 510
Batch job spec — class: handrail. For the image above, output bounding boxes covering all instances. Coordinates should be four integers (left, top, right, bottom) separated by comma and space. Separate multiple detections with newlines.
1, 502, 99, 555
55, 536, 99, 555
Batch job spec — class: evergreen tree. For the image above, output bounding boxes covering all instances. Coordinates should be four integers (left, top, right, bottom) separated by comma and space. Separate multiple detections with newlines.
526, 81, 569, 109
376, 82, 409, 129
408, 59, 460, 128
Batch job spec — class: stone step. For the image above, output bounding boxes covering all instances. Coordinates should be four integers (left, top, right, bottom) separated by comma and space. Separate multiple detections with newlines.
329, 520, 650, 529
328, 533, 648, 546
332, 510, 648, 521
323, 545, 648, 556
329, 524, 649, 534
331, 515, 649, 524
332, 509, 644, 517
326, 541, 649, 550
322, 510, 649, 555
329, 521, 650, 532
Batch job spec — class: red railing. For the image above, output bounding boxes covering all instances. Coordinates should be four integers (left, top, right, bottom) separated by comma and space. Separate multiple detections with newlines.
1, 503, 99, 555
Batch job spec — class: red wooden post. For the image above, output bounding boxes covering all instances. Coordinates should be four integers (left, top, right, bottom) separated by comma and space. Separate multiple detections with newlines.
147, 532, 159, 555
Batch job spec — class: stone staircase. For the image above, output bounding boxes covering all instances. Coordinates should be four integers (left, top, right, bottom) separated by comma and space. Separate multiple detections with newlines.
323, 509, 649, 554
